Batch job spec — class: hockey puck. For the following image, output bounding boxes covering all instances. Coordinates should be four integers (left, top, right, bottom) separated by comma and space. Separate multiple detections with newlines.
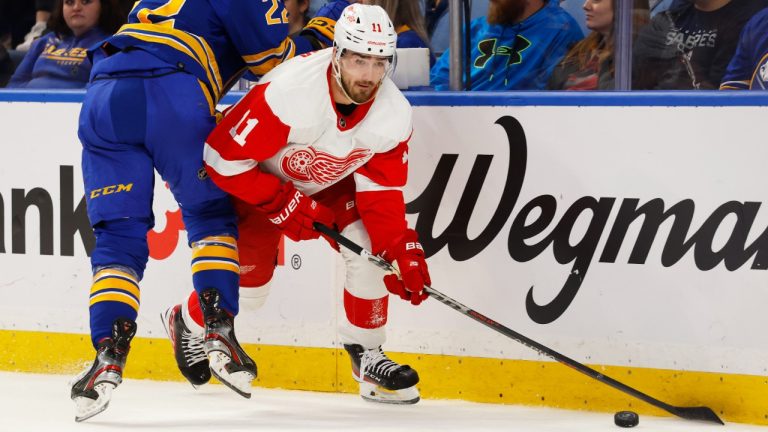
614, 411, 639, 428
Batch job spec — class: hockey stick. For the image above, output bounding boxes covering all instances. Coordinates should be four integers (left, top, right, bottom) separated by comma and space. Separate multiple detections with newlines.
313, 222, 724, 425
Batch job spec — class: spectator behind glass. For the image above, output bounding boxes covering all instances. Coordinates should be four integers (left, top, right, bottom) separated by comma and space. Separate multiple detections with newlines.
633, 0, 768, 90
430, 0, 583, 91
285, 0, 311, 36
7, 0, 123, 89
361, 0, 435, 66
549, 0, 648, 90
720, 7, 768, 89
426, 0, 491, 56
362, 0, 431, 50
15, 0, 54, 52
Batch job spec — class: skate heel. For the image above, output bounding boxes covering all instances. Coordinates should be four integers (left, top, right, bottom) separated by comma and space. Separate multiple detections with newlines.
199, 288, 257, 398
70, 318, 136, 422
73, 382, 115, 422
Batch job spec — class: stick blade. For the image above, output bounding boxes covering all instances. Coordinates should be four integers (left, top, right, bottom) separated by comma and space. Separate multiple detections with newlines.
670, 406, 724, 425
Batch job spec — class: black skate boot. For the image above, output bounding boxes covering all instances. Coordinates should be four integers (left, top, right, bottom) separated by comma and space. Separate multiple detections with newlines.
344, 344, 420, 404
161, 304, 211, 387
70, 318, 137, 422
199, 288, 257, 398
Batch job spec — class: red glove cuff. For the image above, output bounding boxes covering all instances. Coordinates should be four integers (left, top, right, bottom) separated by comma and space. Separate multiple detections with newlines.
262, 182, 335, 243
381, 229, 430, 306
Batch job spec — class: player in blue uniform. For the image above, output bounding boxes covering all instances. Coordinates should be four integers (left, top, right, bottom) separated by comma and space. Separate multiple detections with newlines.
301, 0, 352, 48
70, 0, 310, 422
720, 7, 768, 90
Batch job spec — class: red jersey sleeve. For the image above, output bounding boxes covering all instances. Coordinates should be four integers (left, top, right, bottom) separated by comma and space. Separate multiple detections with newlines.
204, 82, 290, 205
355, 139, 410, 255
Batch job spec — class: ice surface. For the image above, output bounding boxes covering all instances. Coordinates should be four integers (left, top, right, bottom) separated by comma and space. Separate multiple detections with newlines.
1, 372, 765, 431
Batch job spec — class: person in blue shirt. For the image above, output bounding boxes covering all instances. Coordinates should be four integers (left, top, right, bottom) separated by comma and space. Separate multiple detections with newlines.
363, 0, 435, 66
720, 7, 768, 90
632, 0, 768, 90
302, 0, 432, 58
69, 0, 313, 423
7, 0, 123, 88
430, 0, 583, 91
364, 0, 431, 49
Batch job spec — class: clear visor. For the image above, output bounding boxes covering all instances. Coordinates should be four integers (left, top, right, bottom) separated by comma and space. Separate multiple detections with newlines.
338, 51, 394, 80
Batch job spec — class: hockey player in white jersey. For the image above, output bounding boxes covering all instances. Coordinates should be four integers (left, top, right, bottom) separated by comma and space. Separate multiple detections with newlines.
161, 3, 431, 404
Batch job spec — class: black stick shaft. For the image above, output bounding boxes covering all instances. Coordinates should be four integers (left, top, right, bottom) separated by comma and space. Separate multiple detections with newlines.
313, 223, 723, 425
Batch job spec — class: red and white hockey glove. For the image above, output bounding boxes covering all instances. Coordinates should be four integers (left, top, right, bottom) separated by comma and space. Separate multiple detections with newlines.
262, 182, 335, 242
381, 229, 431, 306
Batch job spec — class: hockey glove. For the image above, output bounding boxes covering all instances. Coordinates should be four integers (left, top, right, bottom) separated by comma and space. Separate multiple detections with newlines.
263, 182, 335, 243
381, 229, 431, 306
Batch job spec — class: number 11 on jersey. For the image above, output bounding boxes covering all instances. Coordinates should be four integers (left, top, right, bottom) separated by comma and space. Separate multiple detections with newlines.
230, 110, 259, 146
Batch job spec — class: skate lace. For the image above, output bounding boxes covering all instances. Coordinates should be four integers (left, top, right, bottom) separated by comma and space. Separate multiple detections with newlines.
181, 331, 207, 365
360, 347, 401, 378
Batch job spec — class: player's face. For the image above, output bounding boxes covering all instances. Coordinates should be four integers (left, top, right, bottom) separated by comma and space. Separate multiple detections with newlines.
487, 0, 526, 25
339, 52, 391, 103
63, 0, 101, 37
583, 0, 613, 35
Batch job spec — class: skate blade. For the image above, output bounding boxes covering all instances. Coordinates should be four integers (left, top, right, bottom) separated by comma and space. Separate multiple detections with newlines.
359, 382, 420, 405
73, 383, 114, 422
208, 351, 254, 399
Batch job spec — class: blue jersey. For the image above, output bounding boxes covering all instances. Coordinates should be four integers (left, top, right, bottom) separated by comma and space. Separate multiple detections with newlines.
8, 28, 108, 88
99, 0, 297, 105
721, 7, 768, 90
430, 1, 583, 91
302, 0, 351, 48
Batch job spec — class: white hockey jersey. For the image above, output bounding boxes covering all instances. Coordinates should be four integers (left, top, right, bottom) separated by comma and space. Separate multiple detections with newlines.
203, 48, 414, 253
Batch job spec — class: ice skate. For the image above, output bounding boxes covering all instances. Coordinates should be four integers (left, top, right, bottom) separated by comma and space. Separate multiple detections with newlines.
344, 344, 420, 404
161, 304, 211, 387
70, 318, 136, 422
199, 288, 257, 398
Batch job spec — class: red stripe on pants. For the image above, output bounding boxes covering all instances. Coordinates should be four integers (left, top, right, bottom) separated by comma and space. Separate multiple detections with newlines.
344, 289, 388, 329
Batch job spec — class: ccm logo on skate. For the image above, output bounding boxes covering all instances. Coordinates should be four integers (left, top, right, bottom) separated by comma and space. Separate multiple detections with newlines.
269, 190, 305, 225
90, 183, 133, 199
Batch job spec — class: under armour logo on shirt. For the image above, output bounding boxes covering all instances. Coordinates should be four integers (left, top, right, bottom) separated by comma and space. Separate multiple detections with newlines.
474, 35, 531, 69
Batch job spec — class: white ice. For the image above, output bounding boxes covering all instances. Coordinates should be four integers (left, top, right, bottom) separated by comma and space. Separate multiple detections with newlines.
1, 371, 765, 432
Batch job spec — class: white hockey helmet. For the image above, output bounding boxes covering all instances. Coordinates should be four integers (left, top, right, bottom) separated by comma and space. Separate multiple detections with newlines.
333, 3, 397, 59
331, 4, 397, 104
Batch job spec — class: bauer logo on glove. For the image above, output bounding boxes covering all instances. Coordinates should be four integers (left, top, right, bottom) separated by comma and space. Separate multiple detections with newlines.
268, 189, 304, 225
263, 182, 335, 242
381, 229, 431, 306
404, 242, 423, 251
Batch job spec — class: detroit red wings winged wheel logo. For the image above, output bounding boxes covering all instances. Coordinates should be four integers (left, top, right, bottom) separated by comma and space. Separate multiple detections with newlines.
280, 146, 372, 185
